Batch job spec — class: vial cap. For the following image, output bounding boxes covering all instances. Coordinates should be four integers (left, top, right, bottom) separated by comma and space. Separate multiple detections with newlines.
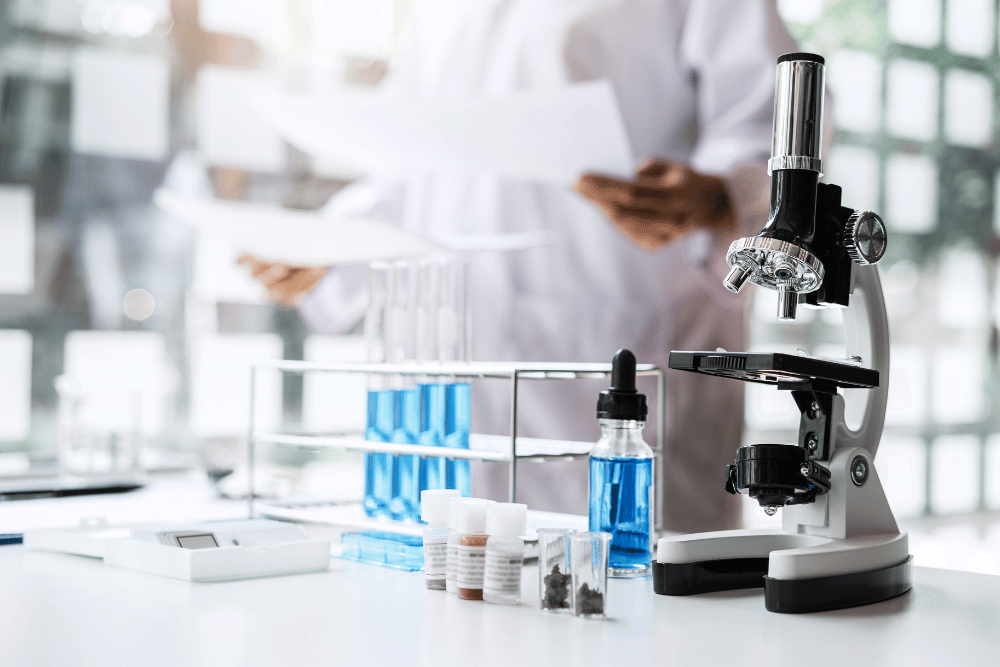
446, 496, 464, 529
455, 498, 494, 534
596, 349, 647, 420
421, 489, 460, 523
485, 503, 527, 537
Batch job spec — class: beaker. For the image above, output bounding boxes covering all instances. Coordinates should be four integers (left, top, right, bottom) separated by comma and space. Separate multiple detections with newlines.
56, 374, 141, 476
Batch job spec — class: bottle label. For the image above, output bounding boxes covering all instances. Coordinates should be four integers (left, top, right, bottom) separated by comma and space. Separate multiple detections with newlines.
424, 540, 448, 577
446, 544, 457, 582
483, 551, 523, 593
456, 544, 487, 588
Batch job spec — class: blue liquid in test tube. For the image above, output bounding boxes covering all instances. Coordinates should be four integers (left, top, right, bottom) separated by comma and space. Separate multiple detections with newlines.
418, 383, 447, 496
364, 389, 396, 518
390, 387, 421, 521
444, 383, 471, 497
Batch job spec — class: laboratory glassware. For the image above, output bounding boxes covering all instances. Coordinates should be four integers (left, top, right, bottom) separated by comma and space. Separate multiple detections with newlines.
570, 532, 610, 619
445, 495, 463, 594
588, 350, 653, 578
363, 262, 394, 518
421, 489, 459, 589
455, 498, 495, 600
56, 374, 141, 476
537, 528, 574, 612
483, 502, 528, 605
438, 259, 472, 497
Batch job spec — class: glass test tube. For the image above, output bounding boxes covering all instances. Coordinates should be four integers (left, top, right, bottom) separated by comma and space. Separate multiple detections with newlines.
363, 261, 394, 519
439, 257, 471, 497
570, 532, 610, 619
388, 261, 421, 522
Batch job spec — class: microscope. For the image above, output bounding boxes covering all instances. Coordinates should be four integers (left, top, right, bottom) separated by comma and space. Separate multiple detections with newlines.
653, 53, 912, 613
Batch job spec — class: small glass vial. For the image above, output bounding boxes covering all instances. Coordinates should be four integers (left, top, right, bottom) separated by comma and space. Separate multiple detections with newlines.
445, 496, 463, 594
483, 503, 527, 605
537, 528, 574, 613
455, 498, 495, 600
571, 531, 611, 619
589, 349, 654, 578
421, 489, 459, 590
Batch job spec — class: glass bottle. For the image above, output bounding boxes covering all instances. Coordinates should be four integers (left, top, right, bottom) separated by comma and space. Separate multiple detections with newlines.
455, 498, 495, 600
588, 349, 653, 578
421, 489, 459, 589
483, 503, 528, 605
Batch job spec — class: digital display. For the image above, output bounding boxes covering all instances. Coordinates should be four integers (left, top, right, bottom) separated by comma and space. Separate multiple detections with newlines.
175, 533, 219, 549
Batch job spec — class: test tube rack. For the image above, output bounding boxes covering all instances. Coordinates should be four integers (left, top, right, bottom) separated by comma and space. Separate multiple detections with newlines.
245, 360, 665, 533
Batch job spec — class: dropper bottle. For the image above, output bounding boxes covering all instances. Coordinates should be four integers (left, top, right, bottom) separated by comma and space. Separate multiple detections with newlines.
588, 349, 654, 578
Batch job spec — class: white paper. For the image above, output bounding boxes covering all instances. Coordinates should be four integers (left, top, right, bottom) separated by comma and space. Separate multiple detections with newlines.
63, 331, 173, 435
0, 185, 34, 294
250, 80, 635, 185
197, 66, 286, 173
302, 335, 368, 433
155, 189, 442, 266
71, 49, 169, 161
189, 333, 283, 437
0, 330, 32, 441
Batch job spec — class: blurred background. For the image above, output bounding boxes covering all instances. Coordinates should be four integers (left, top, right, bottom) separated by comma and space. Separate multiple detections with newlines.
0, 0, 998, 571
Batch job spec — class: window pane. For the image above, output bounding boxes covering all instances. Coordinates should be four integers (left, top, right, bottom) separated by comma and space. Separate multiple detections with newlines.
886, 153, 938, 233
886, 346, 926, 427
931, 435, 980, 514
827, 50, 881, 133
0, 185, 34, 294
937, 247, 989, 328
889, 0, 942, 47
944, 69, 993, 147
947, 0, 994, 56
0, 331, 32, 442
824, 146, 880, 211
777, 0, 824, 24
71, 49, 169, 161
986, 435, 1000, 510
932, 345, 986, 423
887, 59, 939, 141
878, 436, 927, 518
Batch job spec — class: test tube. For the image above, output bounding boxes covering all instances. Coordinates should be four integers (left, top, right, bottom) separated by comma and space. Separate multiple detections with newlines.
570, 532, 611, 619
537, 528, 574, 613
363, 262, 394, 519
388, 261, 421, 522
439, 257, 471, 495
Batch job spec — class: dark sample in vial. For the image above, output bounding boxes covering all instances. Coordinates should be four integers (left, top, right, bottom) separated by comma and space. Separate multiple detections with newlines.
576, 583, 605, 616
542, 565, 571, 610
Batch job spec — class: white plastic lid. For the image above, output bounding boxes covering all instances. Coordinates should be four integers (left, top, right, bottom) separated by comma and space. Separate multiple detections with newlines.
455, 498, 495, 534
446, 496, 467, 529
485, 503, 527, 537
421, 489, 460, 523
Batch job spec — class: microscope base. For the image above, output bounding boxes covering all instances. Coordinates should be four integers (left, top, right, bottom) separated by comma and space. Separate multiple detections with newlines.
653, 556, 912, 613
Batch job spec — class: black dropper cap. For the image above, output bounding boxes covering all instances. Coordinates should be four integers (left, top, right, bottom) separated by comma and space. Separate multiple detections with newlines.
596, 349, 647, 421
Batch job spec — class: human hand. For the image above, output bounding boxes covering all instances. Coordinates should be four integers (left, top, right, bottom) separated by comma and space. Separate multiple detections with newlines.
575, 159, 735, 252
236, 255, 328, 307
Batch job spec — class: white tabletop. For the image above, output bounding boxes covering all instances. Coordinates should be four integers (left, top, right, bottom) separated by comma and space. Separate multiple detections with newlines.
0, 544, 997, 667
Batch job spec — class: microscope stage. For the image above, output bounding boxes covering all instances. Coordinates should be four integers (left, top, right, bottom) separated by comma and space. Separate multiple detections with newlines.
668, 351, 878, 389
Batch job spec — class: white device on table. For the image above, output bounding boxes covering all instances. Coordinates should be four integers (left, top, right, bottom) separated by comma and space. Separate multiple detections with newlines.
654, 52, 911, 613
27, 519, 330, 582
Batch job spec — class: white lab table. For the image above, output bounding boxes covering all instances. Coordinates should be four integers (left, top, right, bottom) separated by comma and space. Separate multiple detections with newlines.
0, 542, 997, 667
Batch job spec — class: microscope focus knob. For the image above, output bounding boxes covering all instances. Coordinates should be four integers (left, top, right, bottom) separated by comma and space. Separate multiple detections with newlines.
844, 211, 887, 265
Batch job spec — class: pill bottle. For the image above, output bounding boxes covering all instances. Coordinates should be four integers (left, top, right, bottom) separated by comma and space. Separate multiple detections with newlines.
455, 498, 495, 600
445, 496, 463, 594
483, 503, 528, 605
421, 489, 459, 590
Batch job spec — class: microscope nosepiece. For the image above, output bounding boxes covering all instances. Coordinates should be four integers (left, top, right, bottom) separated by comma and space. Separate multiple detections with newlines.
723, 265, 753, 293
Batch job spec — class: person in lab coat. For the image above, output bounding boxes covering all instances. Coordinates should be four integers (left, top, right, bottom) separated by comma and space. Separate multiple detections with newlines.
244, 0, 798, 533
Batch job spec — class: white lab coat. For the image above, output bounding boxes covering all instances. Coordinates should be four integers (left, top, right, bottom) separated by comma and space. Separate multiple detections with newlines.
300, 0, 798, 532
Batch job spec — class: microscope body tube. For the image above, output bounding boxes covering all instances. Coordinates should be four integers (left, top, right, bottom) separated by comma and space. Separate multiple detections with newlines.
769, 55, 825, 174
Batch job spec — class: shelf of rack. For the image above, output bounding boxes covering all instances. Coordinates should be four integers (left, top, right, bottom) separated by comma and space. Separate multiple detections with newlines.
247, 360, 665, 530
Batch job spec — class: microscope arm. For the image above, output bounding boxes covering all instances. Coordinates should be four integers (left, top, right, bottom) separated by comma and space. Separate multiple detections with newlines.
836, 265, 890, 459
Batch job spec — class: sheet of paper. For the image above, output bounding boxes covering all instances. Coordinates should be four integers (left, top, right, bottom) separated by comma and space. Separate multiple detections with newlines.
302, 335, 368, 433
197, 66, 286, 173
250, 80, 635, 185
0, 330, 31, 442
155, 189, 442, 267
189, 333, 283, 437
71, 49, 169, 161
0, 185, 34, 294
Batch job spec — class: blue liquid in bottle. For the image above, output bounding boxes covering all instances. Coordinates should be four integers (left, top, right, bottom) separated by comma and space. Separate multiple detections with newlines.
390, 387, 421, 521
589, 456, 653, 575
444, 383, 471, 497
364, 389, 395, 518
418, 383, 447, 495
